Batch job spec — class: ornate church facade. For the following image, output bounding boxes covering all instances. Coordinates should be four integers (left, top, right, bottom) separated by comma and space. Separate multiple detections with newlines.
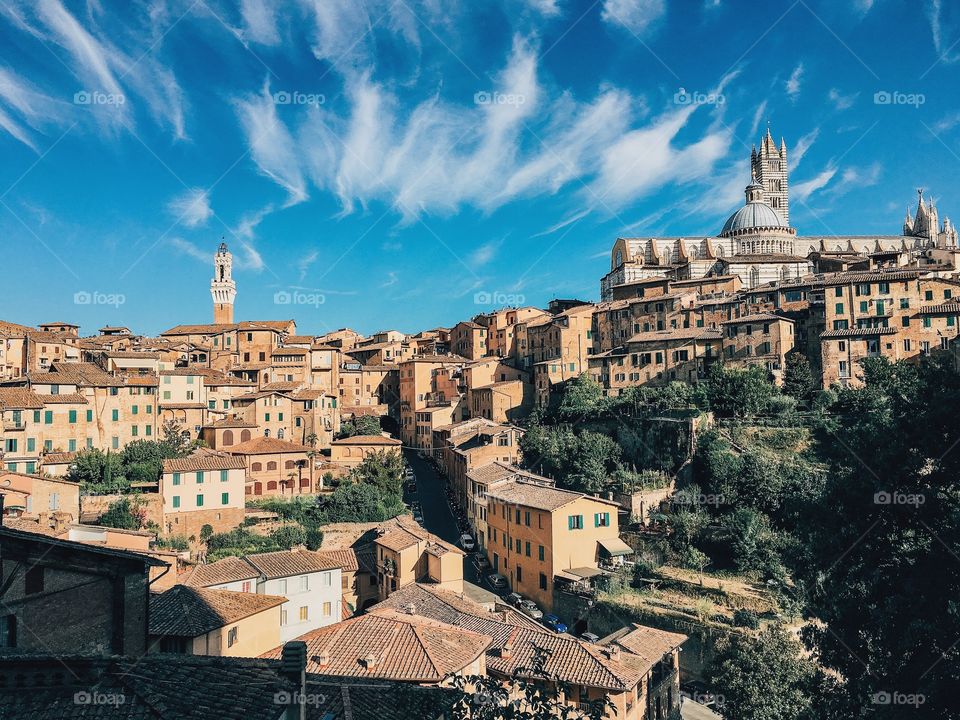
600, 129, 959, 300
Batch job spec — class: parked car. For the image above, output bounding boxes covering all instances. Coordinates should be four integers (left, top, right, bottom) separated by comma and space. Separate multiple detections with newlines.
487, 573, 508, 589
579, 632, 600, 643
474, 555, 490, 570
405, 482, 417, 493
459, 533, 475, 551
505, 592, 523, 607
518, 600, 543, 620
404, 466, 415, 477
542, 614, 568, 633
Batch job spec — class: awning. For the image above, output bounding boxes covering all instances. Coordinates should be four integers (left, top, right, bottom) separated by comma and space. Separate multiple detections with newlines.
598, 537, 634, 557
567, 566, 607, 579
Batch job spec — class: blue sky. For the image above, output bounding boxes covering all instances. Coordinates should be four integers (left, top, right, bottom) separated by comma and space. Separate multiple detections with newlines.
2, 0, 960, 337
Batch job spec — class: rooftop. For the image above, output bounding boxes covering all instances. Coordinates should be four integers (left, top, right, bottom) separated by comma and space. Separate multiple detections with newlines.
149, 586, 286, 637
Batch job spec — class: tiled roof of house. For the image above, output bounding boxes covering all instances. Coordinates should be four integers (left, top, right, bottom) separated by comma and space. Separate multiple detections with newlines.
243, 548, 343, 579
35, 392, 88, 404
0, 654, 458, 720
920, 302, 960, 314
0, 388, 45, 409
262, 610, 491, 682
720, 313, 793, 324
162, 448, 247, 473
315, 548, 367, 573
627, 328, 723, 344
182, 556, 260, 587
149, 586, 286, 637
330, 434, 400, 446
226, 436, 312, 455
609, 623, 688, 664
373, 516, 463, 557
42, 452, 77, 465
261, 381, 301, 392
485, 477, 619, 512
161, 320, 294, 335
375, 584, 674, 690
202, 417, 258, 429
820, 327, 898, 338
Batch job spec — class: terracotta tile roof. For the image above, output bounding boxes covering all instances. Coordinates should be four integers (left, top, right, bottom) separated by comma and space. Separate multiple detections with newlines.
226, 436, 312, 455
465, 461, 523, 486
920, 302, 960, 314
723, 254, 809, 263
485, 477, 619, 512
820, 327, 898, 338
331, 434, 401, 446
316, 548, 367, 573
35, 392, 88, 404
244, 548, 343, 579
182, 556, 259, 587
158, 401, 207, 410
261, 381, 301, 391
374, 516, 463, 557
289, 389, 327, 400
376, 584, 666, 690
162, 448, 247, 473
262, 610, 491, 682
42, 452, 77, 464
627, 328, 723, 344
721, 313, 793, 324
0, 654, 458, 720
611, 623, 688, 664
819, 268, 928, 285
149, 586, 286, 637
0, 388, 45, 409
202, 417, 258, 429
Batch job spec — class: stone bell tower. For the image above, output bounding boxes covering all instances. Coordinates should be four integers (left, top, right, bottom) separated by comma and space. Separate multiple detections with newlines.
211, 242, 236, 325
751, 126, 789, 225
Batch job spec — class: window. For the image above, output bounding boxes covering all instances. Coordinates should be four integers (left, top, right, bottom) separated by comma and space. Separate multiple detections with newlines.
925, 290, 934, 301
196, 471, 205, 484
323, 572, 332, 587
111, 409, 119, 421
539, 573, 547, 590
524, 511, 531, 526
221, 492, 229, 505
173, 472, 181, 486
68, 410, 77, 423
227, 627, 239, 647
300, 575, 309, 591
878, 282, 890, 294
538, 545, 545, 561
835, 287, 843, 297
172, 496, 181, 509
323, 602, 332, 617
25, 567, 44, 595
924, 317, 932, 328
220, 469, 229, 482
299, 606, 309, 621
568, 514, 584, 530
902, 316, 911, 328
525, 541, 531, 557
595, 512, 610, 527
516, 565, 522, 582
839, 361, 850, 379
904, 339, 912, 352
947, 289, 954, 300
280, 609, 288, 625
196, 494, 204, 507
900, 298, 910, 309
835, 303, 844, 314
44, 411, 53, 425
859, 301, 868, 313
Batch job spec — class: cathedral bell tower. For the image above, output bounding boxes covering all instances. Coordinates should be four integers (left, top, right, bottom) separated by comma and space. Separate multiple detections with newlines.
751, 126, 789, 225
211, 242, 236, 325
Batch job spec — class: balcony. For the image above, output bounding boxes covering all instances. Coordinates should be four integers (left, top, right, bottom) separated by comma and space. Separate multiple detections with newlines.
3, 421, 25, 431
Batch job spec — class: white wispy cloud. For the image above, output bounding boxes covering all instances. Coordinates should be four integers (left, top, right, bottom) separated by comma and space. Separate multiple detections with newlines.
0, 66, 62, 150
786, 63, 804, 100
601, 0, 666, 36
170, 237, 210, 263
827, 88, 858, 111
533, 208, 591, 237
927, 0, 960, 63
933, 111, 960, 133
239, 0, 281, 44
296, 249, 319, 281
527, 0, 562, 15
791, 127, 819, 169
469, 240, 502, 266
380, 271, 399, 288
167, 188, 213, 227
7, 0, 187, 139
793, 165, 837, 203
749, 100, 768, 138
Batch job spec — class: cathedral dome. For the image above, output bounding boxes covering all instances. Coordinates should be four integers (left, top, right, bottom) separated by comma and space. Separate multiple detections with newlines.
720, 201, 788, 237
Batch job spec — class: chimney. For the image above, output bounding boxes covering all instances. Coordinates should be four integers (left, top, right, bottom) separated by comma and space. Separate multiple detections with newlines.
279, 641, 307, 720
315, 651, 331, 669
500, 643, 513, 660
404, 603, 417, 615
360, 652, 378, 669
606, 645, 621, 661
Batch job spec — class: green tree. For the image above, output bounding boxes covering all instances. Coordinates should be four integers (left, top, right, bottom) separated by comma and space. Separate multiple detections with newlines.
706, 364, 776, 418
68, 448, 126, 492
556, 374, 605, 420
782, 352, 817, 405
710, 625, 819, 720
199, 524, 214, 544
337, 415, 383, 439
159, 420, 192, 457
99, 496, 147, 530
798, 357, 960, 719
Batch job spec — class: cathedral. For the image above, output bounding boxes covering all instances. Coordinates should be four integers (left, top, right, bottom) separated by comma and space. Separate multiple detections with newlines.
600, 128, 959, 300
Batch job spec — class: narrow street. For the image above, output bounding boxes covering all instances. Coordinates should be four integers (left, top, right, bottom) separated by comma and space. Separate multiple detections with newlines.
403, 448, 479, 586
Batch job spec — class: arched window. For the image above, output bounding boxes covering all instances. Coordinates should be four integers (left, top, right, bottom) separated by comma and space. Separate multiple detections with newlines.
264, 429, 270, 437
267, 481, 277, 491
253, 482, 262, 495
277, 429, 284, 439
284, 460, 296, 469
615, 249, 623, 267
267, 461, 278, 471
749, 267, 760, 287
240, 430, 251, 442
222, 430, 234, 446
251, 462, 263, 472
